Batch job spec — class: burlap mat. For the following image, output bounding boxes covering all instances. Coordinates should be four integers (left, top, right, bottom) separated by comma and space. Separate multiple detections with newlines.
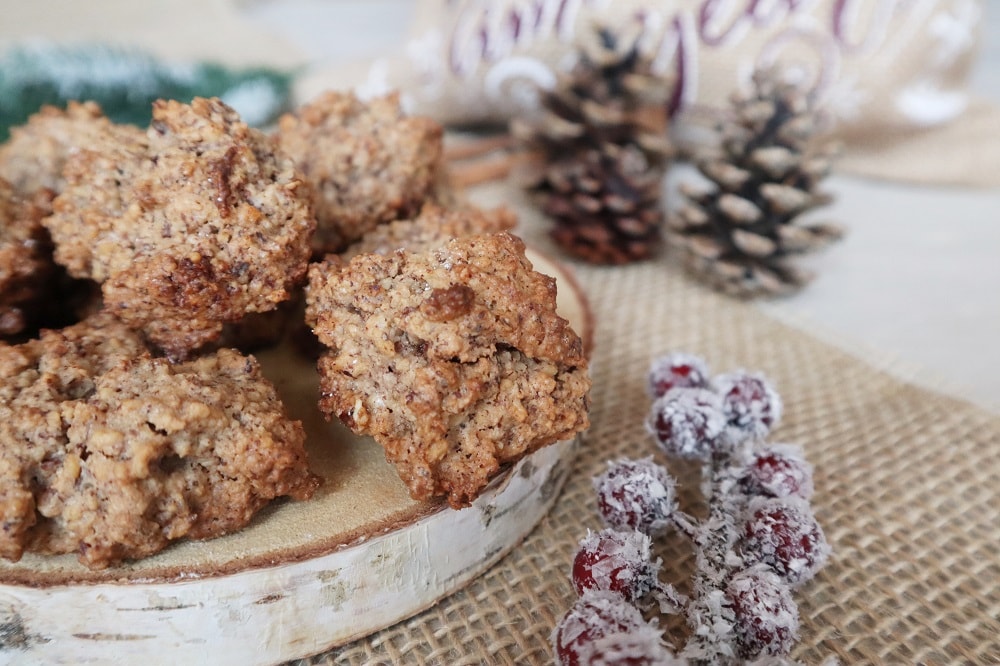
296, 183, 1000, 665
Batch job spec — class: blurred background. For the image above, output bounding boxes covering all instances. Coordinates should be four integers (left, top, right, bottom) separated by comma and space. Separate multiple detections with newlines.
237, 0, 1000, 105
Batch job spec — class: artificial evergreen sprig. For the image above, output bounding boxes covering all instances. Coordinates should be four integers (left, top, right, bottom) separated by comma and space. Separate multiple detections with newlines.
0, 43, 294, 140
553, 352, 830, 665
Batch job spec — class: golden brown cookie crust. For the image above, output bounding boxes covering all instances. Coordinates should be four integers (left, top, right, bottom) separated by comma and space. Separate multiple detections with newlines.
307, 232, 590, 507
276, 91, 444, 254
340, 202, 516, 260
0, 314, 317, 569
0, 101, 112, 202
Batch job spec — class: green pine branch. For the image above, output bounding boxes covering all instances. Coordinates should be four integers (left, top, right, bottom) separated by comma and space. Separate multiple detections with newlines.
0, 43, 295, 140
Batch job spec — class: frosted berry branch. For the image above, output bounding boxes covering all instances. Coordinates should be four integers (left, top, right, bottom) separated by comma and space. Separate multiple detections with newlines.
552, 352, 831, 665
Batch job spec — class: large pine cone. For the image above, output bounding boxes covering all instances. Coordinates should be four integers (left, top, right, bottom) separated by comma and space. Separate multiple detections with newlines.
667, 69, 844, 296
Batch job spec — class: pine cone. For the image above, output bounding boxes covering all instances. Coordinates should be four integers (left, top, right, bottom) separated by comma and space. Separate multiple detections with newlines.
667, 70, 845, 297
513, 26, 672, 265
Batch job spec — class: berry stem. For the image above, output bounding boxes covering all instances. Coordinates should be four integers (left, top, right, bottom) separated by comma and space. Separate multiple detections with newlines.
669, 510, 699, 541
681, 452, 747, 664
697, 454, 744, 583
654, 581, 689, 614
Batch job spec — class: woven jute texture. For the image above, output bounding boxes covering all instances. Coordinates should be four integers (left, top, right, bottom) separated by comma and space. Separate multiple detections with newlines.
302, 184, 1000, 665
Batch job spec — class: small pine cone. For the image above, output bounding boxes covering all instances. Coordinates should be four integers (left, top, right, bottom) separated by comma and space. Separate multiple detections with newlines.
537, 144, 665, 264
513, 25, 673, 265
668, 68, 845, 297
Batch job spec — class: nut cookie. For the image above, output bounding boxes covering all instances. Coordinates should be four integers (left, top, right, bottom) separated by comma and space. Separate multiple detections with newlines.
43, 97, 315, 359
307, 232, 590, 507
0, 313, 156, 562
276, 91, 444, 255
0, 314, 317, 568
0, 101, 137, 206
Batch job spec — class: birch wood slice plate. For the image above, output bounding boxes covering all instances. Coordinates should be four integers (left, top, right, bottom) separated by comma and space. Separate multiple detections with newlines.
0, 248, 591, 666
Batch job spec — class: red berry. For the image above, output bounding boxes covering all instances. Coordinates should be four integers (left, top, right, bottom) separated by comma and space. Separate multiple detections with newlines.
738, 497, 830, 585
714, 372, 782, 443
572, 529, 659, 603
646, 388, 725, 459
740, 444, 814, 500
552, 591, 649, 666
648, 352, 710, 398
726, 566, 799, 659
593, 458, 676, 535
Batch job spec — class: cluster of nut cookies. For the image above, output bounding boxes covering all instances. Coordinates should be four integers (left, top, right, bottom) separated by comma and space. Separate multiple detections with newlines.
286, 93, 591, 508
0, 91, 590, 568
0, 99, 320, 568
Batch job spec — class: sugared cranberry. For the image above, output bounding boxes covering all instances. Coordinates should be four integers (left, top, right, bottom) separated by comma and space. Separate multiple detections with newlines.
714, 371, 783, 443
593, 458, 676, 536
648, 352, 710, 398
572, 529, 659, 603
738, 497, 830, 585
646, 388, 725, 459
552, 590, 650, 666
726, 565, 800, 659
740, 444, 814, 500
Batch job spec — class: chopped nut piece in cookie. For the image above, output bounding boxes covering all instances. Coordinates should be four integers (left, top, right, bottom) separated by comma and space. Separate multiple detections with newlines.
306, 232, 590, 507
0, 313, 317, 568
42, 97, 315, 359
276, 91, 444, 255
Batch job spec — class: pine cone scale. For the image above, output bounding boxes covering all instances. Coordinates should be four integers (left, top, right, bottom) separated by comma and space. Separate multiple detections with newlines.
750, 146, 798, 178
572, 192, 603, 214
732, 229, 778, 257
717, 194, 763, 224
760, 183, 814, 215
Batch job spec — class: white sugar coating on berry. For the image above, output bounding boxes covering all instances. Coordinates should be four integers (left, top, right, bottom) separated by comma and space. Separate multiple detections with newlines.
680, 587, 738, 661
593, 457, 677, 535
647, 351, 711, 398
646, 387, 726, 459
552, 590, 649, 666
580, 621, 681, 666
738, 496, 831, 586
726, 565, 800, 658
714, 371, 783, 443
573, 528, 660, 601
742, 443, 814, 500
